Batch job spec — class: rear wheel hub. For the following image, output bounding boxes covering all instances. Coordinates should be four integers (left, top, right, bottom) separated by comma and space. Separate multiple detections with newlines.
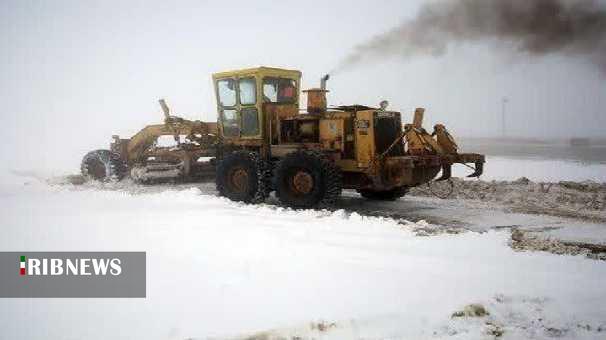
291, 171, 314, 195
229, 168, 249, 193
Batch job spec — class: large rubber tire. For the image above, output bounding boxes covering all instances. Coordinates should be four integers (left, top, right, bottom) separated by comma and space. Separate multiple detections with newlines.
216, 151, 271, 203
275, 150, 342, 209
81, 149, 127, 182
357, 186, 408, 201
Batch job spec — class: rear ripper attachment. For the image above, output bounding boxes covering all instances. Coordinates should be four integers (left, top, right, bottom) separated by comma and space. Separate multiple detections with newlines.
81, 66, 485, 208
403, 109, 485, 182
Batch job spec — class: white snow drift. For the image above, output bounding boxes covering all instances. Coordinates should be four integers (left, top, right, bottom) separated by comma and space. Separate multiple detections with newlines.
0, 172, 605, 340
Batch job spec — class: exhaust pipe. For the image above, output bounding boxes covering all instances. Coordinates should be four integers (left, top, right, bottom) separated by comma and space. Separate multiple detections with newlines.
304, 74, 331, 114
320, 74, 330, 90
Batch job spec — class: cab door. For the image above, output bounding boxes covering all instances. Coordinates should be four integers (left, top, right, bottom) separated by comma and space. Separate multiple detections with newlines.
216, 77, 239, 139
215, 76, 261, 140
237, 77, 261, 139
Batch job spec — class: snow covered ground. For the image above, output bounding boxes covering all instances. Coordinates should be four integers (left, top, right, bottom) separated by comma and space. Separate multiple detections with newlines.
0, 165, 605, 340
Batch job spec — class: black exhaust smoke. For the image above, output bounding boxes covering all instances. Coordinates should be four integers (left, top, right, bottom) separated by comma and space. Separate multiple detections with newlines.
331, 0, 606, 74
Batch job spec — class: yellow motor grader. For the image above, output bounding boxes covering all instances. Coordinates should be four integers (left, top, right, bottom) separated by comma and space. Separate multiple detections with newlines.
81, 66, 484, 208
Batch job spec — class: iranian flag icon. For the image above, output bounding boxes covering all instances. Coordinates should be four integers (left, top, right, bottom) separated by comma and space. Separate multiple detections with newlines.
20, 256, 25, 276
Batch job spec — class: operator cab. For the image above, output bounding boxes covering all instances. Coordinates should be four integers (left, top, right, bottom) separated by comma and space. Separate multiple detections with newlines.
212, 67, 302, 144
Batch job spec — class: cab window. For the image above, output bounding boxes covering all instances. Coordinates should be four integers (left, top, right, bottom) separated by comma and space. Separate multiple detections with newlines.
221, 109, 238, 137
262, 77, 296, 103
239, 78, 256, 105
241, 107, 259, 136
217, 79, 236, 107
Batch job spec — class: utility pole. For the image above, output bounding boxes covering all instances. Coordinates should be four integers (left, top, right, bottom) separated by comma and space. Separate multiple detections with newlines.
501, 97, 509, 138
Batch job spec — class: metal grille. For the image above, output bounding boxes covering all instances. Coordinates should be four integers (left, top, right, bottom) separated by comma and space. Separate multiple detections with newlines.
374, 111, 404, 157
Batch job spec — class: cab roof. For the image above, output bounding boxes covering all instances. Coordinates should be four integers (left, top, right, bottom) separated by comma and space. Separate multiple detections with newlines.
212, 66, 302, 80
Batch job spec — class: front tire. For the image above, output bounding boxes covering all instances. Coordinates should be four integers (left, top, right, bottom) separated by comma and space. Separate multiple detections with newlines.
81, 149, 126, 182
275, 151, 342, 209
216, 151, 270, 203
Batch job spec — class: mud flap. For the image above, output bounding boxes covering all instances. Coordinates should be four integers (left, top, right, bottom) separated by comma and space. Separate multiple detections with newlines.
436, 164, 452, 181
467, 161, 484, 178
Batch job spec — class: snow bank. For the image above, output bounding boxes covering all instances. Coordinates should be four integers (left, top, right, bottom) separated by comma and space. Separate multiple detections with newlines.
410, 177, 606, 223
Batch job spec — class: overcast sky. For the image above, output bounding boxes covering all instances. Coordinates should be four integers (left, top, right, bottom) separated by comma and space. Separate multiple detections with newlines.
1, 0, 604, 173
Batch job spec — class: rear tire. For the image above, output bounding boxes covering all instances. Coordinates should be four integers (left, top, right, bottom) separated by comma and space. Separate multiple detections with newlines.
358, 186, 408, 201
216, 151, 270, 203
81, 149, 126, 182
275, 150, 342, 209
